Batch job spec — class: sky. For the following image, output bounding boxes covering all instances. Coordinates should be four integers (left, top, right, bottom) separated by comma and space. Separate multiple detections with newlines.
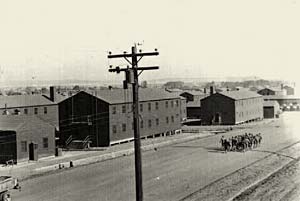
0, 0, 300, 86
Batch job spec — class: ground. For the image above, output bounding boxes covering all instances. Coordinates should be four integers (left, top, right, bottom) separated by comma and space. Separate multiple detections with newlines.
11, 112, 300, 201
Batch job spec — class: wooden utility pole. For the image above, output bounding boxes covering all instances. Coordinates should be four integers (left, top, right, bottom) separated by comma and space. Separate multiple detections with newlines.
108, 44, 159, 201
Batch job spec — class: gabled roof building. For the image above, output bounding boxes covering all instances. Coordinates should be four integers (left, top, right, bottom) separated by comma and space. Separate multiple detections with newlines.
200, 91, 263, 125
58, 88, 183, 147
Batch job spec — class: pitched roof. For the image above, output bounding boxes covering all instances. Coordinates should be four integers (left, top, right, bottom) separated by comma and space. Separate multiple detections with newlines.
86, 88, 181, 104
0, 115, 54, 131
217, 90, 262, 100
0, 95, 56, 109
258, 87, 282, 92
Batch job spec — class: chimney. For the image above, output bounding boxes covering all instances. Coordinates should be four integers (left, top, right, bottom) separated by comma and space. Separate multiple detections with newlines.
210, 86, 214, 95
50, 86, 56, 102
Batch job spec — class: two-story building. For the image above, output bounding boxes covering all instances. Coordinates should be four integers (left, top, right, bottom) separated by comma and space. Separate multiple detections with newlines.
200, 90, 263, 125
58, 88, 183, 147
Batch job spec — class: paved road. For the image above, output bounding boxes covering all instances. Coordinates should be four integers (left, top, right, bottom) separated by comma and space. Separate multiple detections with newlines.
12, 112, 300, 201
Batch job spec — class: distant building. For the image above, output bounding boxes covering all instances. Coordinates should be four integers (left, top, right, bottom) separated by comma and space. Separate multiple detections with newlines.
201, 90, 263, 125
58, 88, 183, 147
283, 85, 295, 95
179, 91, 207, 119
263, 101, 281, 118
258, 87, 287, 96
0, 115, 56, 164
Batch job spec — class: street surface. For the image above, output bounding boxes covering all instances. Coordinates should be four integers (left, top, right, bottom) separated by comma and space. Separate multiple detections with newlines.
12, 112, 300, 201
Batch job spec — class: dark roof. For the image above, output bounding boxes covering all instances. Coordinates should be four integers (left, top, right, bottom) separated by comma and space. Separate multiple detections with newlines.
263, 101, 279, 107
180, 90, 205, 96
0, 95, 56, 109
82, 88, 181, 104
258, 87, 282, 92
217, 90, 262, 100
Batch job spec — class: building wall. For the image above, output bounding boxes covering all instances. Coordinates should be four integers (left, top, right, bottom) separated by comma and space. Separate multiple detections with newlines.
200, 94, 235, 125
284, 87, 294, 95
180, 99, 187, 121
58, 92, 110, 147
187, 107, 201, 119
235, 97, 263, 124
16, 117, 55, 162
109, 98, 181, 143
0, 104, 59, 128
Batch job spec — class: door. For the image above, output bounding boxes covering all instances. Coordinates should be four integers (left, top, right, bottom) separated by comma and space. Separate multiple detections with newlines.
29, 142, 38, 161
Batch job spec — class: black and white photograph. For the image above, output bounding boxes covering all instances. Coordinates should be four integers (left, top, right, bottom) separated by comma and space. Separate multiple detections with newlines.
0, 0, 300, 200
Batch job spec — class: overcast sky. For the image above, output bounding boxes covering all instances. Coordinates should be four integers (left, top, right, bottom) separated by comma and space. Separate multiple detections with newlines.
0, 0, 300, 85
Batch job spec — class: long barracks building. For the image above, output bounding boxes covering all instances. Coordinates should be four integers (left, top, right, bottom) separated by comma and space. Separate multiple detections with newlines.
58, 88, 183, 147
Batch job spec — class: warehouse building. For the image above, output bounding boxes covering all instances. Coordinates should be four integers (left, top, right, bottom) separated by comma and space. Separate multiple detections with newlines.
58, 88, 183, 147
263, 101, 281, 118
0, 115, 56, 164
200, 90, 263, 125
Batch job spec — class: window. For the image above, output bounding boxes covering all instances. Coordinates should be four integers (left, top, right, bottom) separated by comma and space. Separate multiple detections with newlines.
112, 125, 117, 133
43, 138, 48, 148
176, 100, 179, 107
171, 116, 174, 123
155, 102, 159, 110
148, 103, 151, 111
21, 141, 27, 152
140, 104, 143, 112
148, 119, 152, 128
44, 107, 47, 114
176, 113, 179, 118
166, 116, 169, 124
122, 105, 126, 113
24, 108, 28, 115
140, 120, 144, 128
122, 124, 126, 132
165, 101, 168, 108
156, 118, 159, 126
112, 106, 116, 114
34, 108, 38, 114
171, 101, 174, 107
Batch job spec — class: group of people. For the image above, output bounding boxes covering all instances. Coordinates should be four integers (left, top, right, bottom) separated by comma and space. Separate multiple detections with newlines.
219, 133, 262, 153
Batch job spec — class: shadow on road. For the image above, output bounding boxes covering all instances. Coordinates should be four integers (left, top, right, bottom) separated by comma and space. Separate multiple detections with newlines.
172, 145, 226, 153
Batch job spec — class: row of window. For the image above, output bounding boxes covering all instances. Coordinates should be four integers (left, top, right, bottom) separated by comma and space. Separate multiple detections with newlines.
112, 115, 179, 133
20, 138, 49, 152
112, 100, 180, 114
2, 107, 48, 115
